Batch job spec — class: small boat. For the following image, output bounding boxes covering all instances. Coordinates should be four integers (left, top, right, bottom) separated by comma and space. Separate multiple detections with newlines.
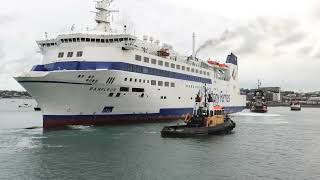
290, 101, 301, 111
250, 89, 267, 113
161, 86, 236, 138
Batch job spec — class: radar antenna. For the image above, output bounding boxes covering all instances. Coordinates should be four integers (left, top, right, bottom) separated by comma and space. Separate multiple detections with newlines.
93, 0, 119, 32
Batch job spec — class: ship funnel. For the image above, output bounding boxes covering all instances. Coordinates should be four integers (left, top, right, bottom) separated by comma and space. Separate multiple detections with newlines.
192, 32, 196, 60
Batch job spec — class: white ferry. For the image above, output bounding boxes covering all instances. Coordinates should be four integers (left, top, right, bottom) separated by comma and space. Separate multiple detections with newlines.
15, 0, 246, 128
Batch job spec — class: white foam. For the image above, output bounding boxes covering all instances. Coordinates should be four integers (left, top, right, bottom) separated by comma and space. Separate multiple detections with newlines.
230, 112, 282, 117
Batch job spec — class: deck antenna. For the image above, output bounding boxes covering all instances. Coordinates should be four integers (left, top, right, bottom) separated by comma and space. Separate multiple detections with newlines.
71, 24, 75, 31
257, 79, 261, 89
45, 32, 48, 39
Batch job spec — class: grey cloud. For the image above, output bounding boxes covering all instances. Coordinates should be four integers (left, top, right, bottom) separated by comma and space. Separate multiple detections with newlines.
275, 33, 305, 47
298, 46, 313, 55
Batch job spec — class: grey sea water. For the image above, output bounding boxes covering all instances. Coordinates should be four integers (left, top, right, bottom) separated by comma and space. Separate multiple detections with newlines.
0, 107, 320, 180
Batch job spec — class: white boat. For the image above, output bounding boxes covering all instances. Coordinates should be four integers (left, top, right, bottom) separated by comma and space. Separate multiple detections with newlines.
290, 101, 301, 111
14, 0, 246, 128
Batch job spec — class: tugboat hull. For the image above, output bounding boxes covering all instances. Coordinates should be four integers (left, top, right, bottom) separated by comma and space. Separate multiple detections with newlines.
161, 119, 236, 138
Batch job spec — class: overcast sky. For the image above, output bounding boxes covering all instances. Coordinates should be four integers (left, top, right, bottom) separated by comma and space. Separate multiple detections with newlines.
1, 0, 320, 91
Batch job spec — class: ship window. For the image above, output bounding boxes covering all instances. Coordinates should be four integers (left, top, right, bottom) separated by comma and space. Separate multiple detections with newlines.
132, 88, 144, 92
102, 106, 113, 113
86, 38, 90, 42
139, 79, 142, 83
170, 82, 175, 87
116, 93, 121, 97
114, 38, 119, 42
129, 78, 132, 82
207, 72, 210, 76
151, 80, 156, 85
196, 69, 199, 73
164, 96, 167, 99
171, 63, 175, 68
182, 66, 185, 70
69, 38, 72, 42
191, 68, 194, 72
147, 80, 149, 83
165, 82, 169, 87
187, 67, 190, 72
61, 39, 64, 43
108, 93, 114, 97
119, 38, 123, 41
67, 52, 73, 57
158, 81, 163, 86
144, 57, 149, 63
176, 65, 180, 70
124, 38, 128, 41
161, 96, 163, 99
165, 62, 169, 67
76, 38, 80, 42
101, 39, 105, 43
96, 39, 101, 43
58, 52, 64, 58
124, 78, 127, 81
158, 60, 163, 66
105, 39, 109, 43
143, 80, 145, 83
109, 39, 114, 43
81, 38, 85, 42
151, 59, 156, 64
135, 55, 142, 61
76, 51, 83, 57
200, 70, 202, 74
135, 79, 137, 82
73, 38, 76, 42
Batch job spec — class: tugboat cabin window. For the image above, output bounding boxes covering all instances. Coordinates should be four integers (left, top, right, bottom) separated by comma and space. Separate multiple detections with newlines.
67, 52, 73, 57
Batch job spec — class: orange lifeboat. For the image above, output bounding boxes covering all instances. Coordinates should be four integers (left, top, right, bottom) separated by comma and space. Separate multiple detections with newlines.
208, 59, 219, 65
157, 48, 170, 57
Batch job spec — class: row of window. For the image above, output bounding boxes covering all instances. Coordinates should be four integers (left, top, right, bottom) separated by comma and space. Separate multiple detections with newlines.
135, 55, 210, 76
124, 77, 175, 87
60, 37, 134, 44
58, 51, 83, 58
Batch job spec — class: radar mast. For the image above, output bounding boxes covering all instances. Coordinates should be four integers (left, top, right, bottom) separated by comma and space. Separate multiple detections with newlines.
94, 0, 119, 32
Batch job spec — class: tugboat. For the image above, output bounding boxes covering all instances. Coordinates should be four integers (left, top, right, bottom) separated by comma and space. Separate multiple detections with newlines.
161, 86, 236, 138
290, 100, 301, 111
250, 80, 267, 113
250, 89, 268, 113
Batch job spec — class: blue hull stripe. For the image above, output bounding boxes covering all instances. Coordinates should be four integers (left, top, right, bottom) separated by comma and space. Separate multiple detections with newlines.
31, 61, 212, 84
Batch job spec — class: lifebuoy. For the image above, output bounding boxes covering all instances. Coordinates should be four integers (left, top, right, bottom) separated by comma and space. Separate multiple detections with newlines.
184, 113, 192, 123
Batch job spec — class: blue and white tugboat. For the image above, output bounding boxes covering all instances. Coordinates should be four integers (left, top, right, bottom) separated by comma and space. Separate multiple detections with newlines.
161, 86, 236, 137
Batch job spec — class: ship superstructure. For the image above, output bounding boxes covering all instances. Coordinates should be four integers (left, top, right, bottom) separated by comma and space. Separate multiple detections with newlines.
15, 0, 246, 128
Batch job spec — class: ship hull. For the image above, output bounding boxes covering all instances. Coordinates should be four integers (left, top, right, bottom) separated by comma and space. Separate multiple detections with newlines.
15, 63, 246, 129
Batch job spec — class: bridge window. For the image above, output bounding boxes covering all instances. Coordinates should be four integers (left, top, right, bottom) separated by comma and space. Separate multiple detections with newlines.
158, 60, 163, 66
86, 38, 90, 42
67, 52, 73, 57
151, 80, 156, 85
151, 59, 156, 64
170, 82, 175, 87
102, 106, 113, 113
58, 52, 64, 58
81, 38, 85, 42
191, 68, 194, 72
109, 39, 114, 43
91, 38, 95, 42
115, 93, 121, 97
73, 38, 76, 42
165, 82, 169, 87
171, 63, 175, 68
76, 51, 83, 57
96, 39, 101, 43
165, 62, 169, 67
108, 93, 114, 97
105, 39, 109, 43
101, 39, 105, 43
119, 38, 124, 41
176, 65, 180, 70
207, 72, 210, 76
182, 66, 185, 71
187, 67, 190, 72
144, 57, 149, 63
114, 39, 119, 42
135, 55, 141, 61
158, 81, 163, 86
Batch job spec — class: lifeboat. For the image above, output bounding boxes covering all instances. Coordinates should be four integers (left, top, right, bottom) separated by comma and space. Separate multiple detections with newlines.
157, 48, 170, 57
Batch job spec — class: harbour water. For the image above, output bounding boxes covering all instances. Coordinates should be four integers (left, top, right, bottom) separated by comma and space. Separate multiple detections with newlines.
0, 107, 320, 179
